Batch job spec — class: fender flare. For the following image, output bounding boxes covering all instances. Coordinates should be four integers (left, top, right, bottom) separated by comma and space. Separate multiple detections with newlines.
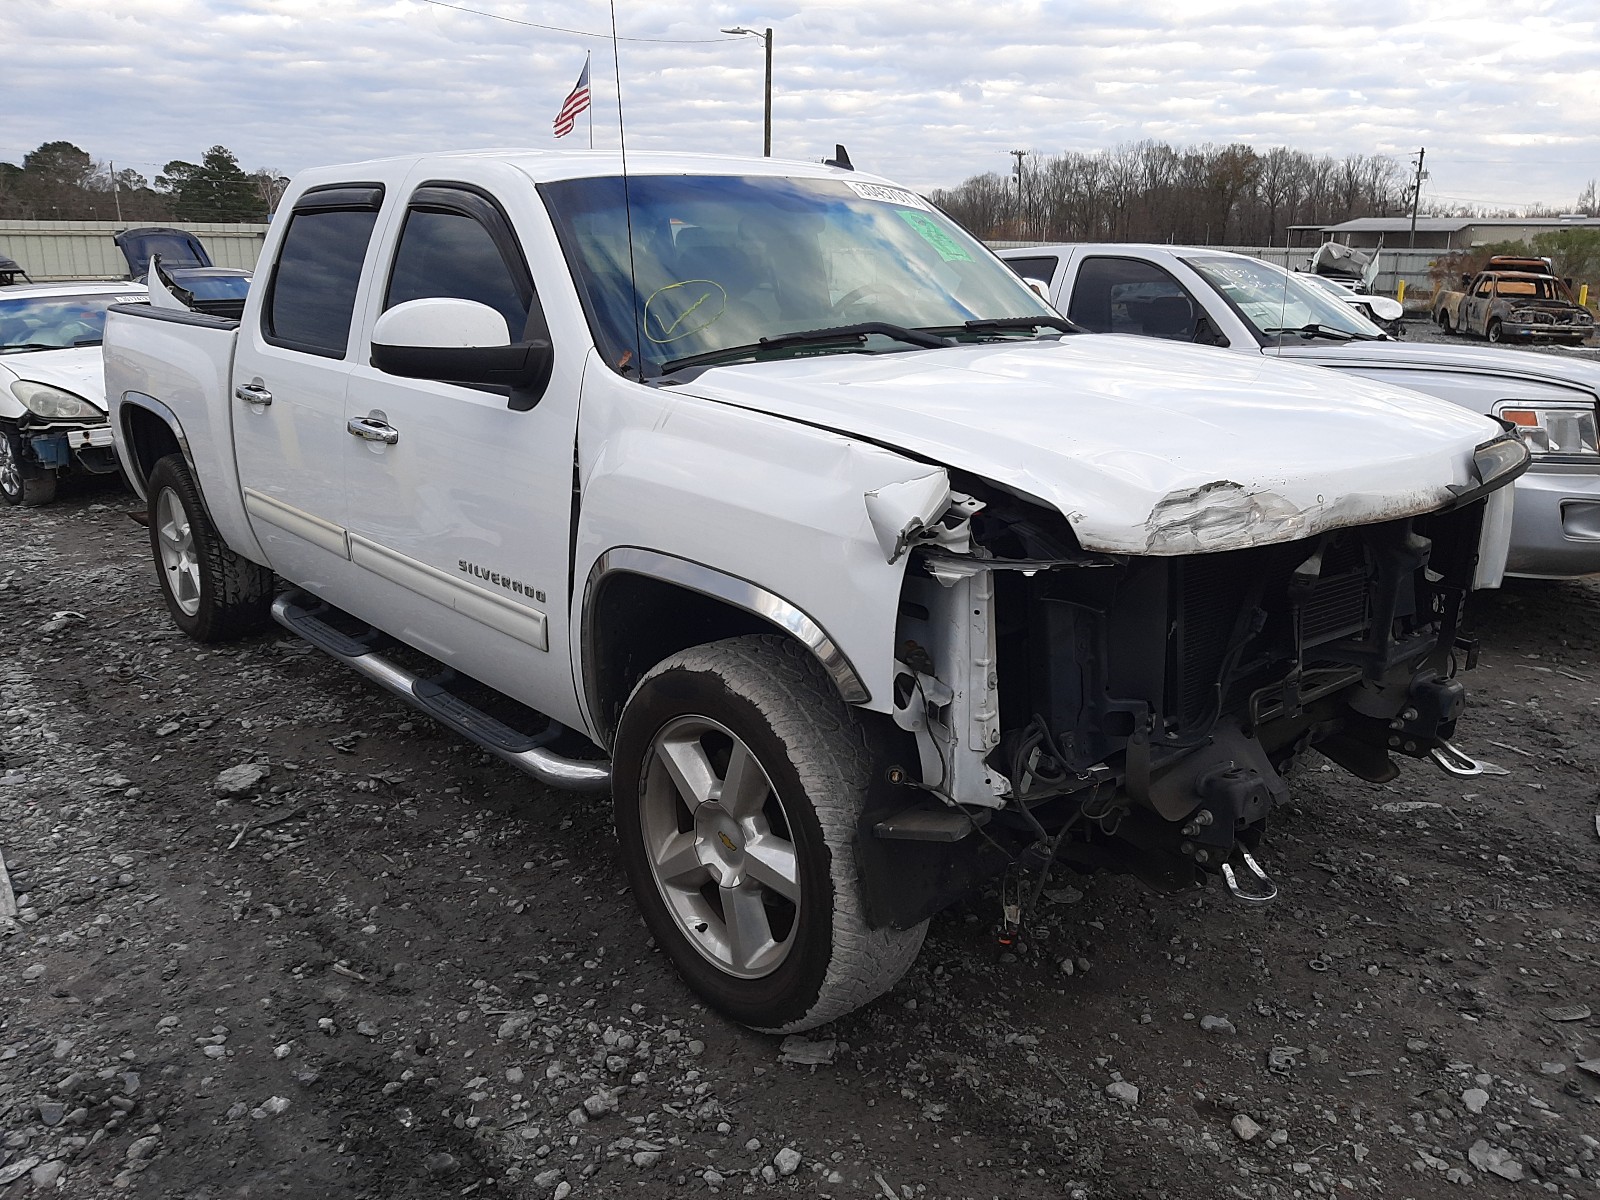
580, 547, 871, 736
113, 391, 199, 501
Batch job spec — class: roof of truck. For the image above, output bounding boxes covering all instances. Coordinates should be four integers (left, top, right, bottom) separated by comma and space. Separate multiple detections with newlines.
289, 148, 886, 187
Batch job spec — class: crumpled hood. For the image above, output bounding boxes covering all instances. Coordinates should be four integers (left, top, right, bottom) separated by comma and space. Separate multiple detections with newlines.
1277, 338, 1600, 395
0, 345, 110, 414
672, 335, 1502, 555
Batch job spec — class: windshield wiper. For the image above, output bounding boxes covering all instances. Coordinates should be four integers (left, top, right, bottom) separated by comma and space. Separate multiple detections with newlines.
0, 343, 58, 354
919, 316, 1079, 338
661, 322, 952, 374
1261, 323, 1358, 342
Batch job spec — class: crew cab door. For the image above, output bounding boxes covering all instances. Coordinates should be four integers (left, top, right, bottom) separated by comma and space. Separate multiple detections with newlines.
231, 185, 386, 588
341, 179, 587, 730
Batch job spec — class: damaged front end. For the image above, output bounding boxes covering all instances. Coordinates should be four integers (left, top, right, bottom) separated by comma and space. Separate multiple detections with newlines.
857, 440, 1527, 930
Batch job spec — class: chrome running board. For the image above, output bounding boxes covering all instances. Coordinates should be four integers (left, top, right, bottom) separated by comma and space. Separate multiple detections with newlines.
271, 591, 611, 794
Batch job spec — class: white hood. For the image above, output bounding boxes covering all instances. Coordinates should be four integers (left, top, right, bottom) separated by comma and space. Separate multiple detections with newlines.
0, 345, 110, 414
674, 335, 1502, 555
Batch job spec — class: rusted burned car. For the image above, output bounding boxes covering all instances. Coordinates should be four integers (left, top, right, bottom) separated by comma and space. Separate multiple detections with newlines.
1435, 260, 1594, 345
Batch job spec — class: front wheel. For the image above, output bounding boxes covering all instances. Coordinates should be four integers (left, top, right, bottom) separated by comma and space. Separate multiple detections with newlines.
147, 454, 274, 642
0, 426, 58, 506
1487, 319, 1505, 343
612, 635, 926, 1032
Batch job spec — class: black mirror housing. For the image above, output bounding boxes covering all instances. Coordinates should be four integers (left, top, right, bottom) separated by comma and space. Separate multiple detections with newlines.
371, 339, 554, 408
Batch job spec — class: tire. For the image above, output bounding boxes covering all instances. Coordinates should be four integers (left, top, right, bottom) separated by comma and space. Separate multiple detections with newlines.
612, 634, 927, 1033
146, 454, 273, 642
0, 425, 58, 507
1436, 309, 1452, 333
1487, 319, 1504, 343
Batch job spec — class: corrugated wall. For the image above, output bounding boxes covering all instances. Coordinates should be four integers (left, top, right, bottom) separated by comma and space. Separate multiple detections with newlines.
0, 221, 267, 281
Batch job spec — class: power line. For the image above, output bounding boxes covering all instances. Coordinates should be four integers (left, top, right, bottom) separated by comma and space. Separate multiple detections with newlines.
408, 0, 740, 43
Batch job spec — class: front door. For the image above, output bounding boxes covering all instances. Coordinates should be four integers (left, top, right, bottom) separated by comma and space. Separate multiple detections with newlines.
341, 179, 586, 730
1463, 276, 1495, 336
231, 185, 387, 591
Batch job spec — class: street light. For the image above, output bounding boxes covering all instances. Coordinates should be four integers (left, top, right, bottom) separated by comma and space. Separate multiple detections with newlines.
721, 26, 772, 157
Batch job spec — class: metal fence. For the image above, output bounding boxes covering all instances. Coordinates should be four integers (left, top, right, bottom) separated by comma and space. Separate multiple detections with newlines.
0, 221, 268, 282
1215, 246, 1443, 310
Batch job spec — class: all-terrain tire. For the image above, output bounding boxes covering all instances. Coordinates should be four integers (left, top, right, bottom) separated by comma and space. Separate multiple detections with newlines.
613, 634, 927, 1033
147, 454, 273, 642
0, 425, 58, 506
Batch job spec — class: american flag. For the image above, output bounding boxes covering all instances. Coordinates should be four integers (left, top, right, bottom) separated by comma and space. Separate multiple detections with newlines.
553, 57, 591, 139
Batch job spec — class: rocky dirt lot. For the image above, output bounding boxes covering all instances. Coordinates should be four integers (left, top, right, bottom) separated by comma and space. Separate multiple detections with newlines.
1400, 320, 1599, 358
2, 478, 1598, 1200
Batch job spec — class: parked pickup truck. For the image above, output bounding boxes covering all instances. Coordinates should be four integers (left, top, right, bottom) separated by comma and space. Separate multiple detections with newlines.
1001, 244, 1600, 578
1433, 258, 1593, 345
105, 151, 1525, 1032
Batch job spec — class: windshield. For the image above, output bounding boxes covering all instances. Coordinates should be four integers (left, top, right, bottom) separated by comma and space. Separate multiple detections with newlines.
1185, 256, 1384, 342
173, 273, 252, 300
540, 174, 1056, 376
0, 292, 144, 353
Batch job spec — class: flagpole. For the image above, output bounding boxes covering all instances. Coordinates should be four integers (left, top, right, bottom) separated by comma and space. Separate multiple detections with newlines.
587, 51, 594, 149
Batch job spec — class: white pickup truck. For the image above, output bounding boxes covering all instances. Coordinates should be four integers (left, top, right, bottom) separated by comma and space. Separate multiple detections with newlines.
999, 243, 1600, 579
104, 150, 1526, 1032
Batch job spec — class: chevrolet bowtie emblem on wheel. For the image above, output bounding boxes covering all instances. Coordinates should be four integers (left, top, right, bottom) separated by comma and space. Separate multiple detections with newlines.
717, 832, 739, 853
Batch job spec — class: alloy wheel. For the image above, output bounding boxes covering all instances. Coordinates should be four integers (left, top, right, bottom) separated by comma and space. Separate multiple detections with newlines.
0, 430, 21, 500
638, 714, 802, 979
154, 487, 202, 617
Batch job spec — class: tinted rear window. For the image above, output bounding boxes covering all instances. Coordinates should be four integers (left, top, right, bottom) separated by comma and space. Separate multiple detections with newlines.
264, 208, 380, 357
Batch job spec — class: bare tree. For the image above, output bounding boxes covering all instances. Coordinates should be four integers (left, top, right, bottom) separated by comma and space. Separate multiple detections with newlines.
933, 140, 1407, 244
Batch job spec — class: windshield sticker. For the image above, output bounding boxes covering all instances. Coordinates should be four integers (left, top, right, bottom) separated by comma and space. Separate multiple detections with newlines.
844, 181, 931, 211
897, 211, 972, 263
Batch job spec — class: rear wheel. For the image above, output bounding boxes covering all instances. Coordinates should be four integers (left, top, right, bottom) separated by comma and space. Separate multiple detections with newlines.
1436, 309, 1453, 333
147, 454, 273, 642
612, 635, 926, 1032
0, 426, 57, 506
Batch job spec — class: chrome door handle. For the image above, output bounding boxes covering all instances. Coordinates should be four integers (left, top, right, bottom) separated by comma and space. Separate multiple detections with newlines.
347, 416, 399, 445
234, 383, 273, 406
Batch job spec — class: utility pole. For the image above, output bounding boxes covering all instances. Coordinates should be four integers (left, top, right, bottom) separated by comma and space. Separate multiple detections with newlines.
721, 27, 773, 157
762, 28, 773, 157
1011, 149, 1027, 234
110, 160, 124, 223
1408, 147, 1426, 248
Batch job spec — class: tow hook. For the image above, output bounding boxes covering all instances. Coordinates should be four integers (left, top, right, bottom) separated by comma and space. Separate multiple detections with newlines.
1428, 740, 1510, 778
1220, 848, 1278, 903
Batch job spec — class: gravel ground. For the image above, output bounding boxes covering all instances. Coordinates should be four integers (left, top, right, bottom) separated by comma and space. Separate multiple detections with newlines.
1399, 317, 1600, 361
2, 474, 1598, 1200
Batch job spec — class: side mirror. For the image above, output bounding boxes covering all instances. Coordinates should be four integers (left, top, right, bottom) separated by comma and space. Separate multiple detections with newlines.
370, 297, 553, 409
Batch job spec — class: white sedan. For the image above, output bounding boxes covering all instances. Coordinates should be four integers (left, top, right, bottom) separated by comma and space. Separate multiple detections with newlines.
0, 280, 146, 505
1297, 271, 1405, 337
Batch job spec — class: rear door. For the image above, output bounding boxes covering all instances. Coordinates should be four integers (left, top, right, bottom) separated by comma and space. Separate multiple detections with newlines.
231, 184, 387, 590
341, 175, 587, 728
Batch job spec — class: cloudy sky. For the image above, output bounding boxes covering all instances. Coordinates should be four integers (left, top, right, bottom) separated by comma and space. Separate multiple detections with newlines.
6, 0, 1600, 211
